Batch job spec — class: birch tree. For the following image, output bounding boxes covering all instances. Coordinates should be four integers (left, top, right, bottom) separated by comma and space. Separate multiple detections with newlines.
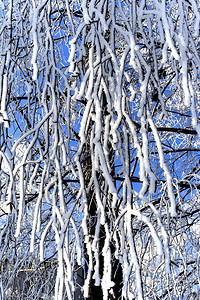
0, 0, 200, 299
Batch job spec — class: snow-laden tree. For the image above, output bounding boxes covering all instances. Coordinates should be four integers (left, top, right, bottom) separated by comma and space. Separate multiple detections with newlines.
0, 0, 200, 299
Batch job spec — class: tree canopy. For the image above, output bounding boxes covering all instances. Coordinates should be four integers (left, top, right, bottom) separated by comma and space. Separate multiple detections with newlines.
0, 0, 200, 299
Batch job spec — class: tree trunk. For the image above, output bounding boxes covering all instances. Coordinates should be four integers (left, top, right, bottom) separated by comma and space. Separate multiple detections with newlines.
83, 121, 123, 299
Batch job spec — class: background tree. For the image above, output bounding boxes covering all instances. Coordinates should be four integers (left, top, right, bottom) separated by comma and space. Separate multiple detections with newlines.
0, 0, 200, 299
